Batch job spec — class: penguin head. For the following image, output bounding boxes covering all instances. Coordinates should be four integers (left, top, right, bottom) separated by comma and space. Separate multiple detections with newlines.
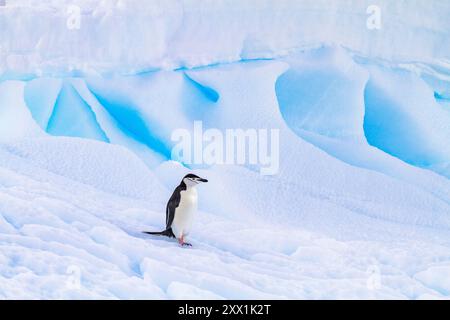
182, 173, 208, 187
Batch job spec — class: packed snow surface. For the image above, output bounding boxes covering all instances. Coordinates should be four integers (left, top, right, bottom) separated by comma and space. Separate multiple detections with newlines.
1, 0, 450, 299
1, 136, 450, 299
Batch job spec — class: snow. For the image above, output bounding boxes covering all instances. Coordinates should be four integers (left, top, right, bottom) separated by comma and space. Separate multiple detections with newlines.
0, 81, 45, 143
364, 65, 450, 170
2, 137, 168, 199
276, 47, 369, 142
0, 0, 449, 77
0, 138, 450, 299
1, 0, 450, 300
1, 127, 450, 299
414, 266, 450, 296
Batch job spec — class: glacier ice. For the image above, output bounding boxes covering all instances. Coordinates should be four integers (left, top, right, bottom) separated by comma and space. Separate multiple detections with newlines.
0, 81, 45, 142
1, 0, 450, 299
48, 82, 110, 142
364, 65, 450, 168
276, 46, 369, 142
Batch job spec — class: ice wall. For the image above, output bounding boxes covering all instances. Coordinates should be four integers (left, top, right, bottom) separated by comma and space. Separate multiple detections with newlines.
0, 0, 449, 77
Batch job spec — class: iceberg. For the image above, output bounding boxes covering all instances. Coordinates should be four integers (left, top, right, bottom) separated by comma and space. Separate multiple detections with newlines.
1, 0, 450, 299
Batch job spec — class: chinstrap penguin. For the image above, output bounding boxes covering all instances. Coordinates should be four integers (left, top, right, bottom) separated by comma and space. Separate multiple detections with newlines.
143, 174, 208, 246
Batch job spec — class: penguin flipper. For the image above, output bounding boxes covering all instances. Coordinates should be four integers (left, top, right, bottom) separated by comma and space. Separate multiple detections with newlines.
166, 185, 184, 229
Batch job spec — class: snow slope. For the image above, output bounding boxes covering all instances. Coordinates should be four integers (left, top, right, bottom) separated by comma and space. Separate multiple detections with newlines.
1, 1, 450, 299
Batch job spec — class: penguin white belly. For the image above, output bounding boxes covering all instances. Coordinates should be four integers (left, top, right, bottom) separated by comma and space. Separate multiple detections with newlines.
172, 188, 197, 239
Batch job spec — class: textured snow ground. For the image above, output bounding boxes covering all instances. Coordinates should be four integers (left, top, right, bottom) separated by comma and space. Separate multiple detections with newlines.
2, 55, 450, 299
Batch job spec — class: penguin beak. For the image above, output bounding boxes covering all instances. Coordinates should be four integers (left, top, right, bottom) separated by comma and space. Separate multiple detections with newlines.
199, 178, 208, 183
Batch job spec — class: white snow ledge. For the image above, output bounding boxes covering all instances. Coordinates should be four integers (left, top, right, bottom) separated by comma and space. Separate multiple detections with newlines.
0, 0, 449, 77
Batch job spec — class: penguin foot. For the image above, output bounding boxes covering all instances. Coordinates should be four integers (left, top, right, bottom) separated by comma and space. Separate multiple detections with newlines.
178, 237, 192, 247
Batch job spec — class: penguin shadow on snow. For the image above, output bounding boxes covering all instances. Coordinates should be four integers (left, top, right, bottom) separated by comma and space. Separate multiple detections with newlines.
142, 174, 208, 248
